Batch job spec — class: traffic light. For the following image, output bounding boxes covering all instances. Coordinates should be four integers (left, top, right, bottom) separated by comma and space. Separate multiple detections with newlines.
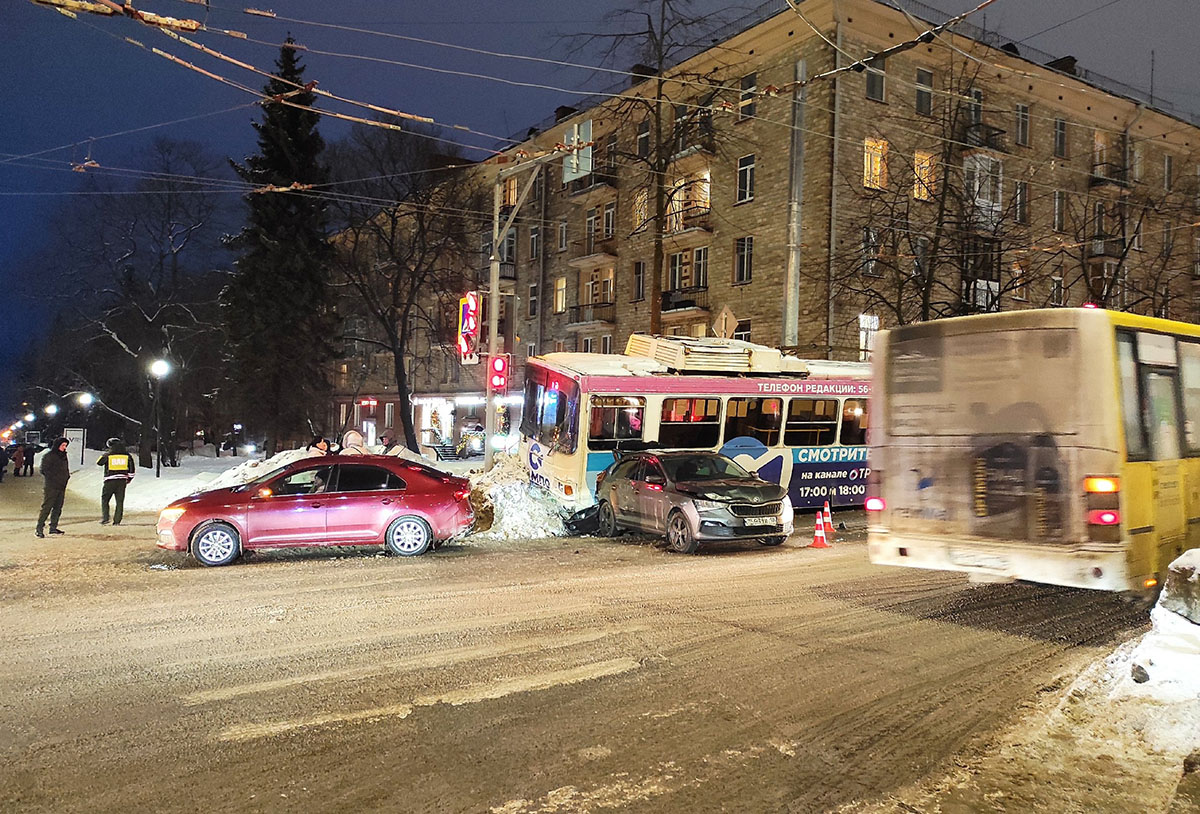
488, 354, 510, 392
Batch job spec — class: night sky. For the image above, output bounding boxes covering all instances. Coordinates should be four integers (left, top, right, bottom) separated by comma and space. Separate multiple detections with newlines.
3, 0, 1197, 412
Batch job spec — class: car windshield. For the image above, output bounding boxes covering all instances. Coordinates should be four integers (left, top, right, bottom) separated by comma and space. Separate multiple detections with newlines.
660, 454, 751, 482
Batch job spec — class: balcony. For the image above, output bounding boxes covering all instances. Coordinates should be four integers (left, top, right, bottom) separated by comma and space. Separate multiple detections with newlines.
568, 301, 615, 325
567, 236, 618, 269
960, 122, 1007, 153
568, 169, 617, 204
662, 286, 710, 313
1089, 162, 1130, 190
1087, 234, 1126, 259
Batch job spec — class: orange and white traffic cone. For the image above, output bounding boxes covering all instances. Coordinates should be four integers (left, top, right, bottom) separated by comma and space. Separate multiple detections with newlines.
822, 500, 835, 538
810, 512, 831, 549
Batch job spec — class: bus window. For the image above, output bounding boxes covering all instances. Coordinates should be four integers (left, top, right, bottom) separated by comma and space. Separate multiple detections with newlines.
588, 396, 645, 450
784, 398, 838, 446
840, 399, 870, 446
725, 398, 782, 446
524, 377, 579, 453
1178, 341, 1200, 454
659, 398, 721, 448
1144, 370, 1182, 461
1116, 333, 1148, 459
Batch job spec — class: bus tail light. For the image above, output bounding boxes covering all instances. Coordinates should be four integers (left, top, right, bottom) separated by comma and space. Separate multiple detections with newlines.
1084, 477, 1119, 494
1087, 509, 1120, 526
1143, 577, 1158, 589
865, 497, 886, 512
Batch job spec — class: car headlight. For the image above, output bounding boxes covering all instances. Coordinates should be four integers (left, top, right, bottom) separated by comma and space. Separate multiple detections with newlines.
158, 507, 186, 526
691, 499, 726, 511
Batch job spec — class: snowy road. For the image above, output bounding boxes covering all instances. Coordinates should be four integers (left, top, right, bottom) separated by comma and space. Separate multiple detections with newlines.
0, 473, 1169, 813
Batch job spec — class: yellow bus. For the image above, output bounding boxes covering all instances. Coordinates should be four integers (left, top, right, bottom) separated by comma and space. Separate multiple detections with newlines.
866, 307, 1199, 594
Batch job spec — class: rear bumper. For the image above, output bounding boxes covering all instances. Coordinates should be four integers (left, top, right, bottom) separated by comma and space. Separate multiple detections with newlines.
868, 528, 1131, 592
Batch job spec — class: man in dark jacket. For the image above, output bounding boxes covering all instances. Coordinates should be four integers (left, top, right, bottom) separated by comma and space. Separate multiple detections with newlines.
0, 445, 8, 483
36, 437, 71, 538
97, 437, 136, 525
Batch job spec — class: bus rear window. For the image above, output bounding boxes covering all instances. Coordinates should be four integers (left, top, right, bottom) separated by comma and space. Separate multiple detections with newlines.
725, 397, 782, 446
659, 398, 721, 448
784, 398, 838, 446
840, 399, 870, 446
521, 367, 579, 453
588, 396, 645, 449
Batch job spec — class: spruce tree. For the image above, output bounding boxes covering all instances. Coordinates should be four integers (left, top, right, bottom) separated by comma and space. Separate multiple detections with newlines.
223, 38, 333, 455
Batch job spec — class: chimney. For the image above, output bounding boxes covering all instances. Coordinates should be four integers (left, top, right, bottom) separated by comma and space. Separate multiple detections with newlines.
1045, 55, 1078, 76
555, 105, 577, 123
630, 63, 656, 86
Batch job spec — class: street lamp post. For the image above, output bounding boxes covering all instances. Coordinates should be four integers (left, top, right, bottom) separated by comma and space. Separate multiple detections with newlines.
150, 359, 171, 478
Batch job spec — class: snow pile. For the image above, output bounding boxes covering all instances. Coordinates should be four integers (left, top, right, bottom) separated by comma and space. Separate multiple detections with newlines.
469, 453, 566, 541
202, 448, 322, 492
64, 448, 254, 514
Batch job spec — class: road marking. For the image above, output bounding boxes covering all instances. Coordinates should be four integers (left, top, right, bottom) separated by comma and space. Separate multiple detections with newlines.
217, 657, 641, 743
188, 627, 645, 706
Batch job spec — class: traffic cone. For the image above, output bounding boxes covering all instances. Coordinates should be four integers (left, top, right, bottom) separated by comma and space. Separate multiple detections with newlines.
822, 500, 835, 538
810, 512, 831, 549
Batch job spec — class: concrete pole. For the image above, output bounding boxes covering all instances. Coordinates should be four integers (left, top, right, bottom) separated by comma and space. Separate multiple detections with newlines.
484, 179, 502, 471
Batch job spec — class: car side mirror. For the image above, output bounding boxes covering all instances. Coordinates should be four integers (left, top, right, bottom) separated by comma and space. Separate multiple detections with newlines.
645, 473, 666, 486
255, 487, 273, 499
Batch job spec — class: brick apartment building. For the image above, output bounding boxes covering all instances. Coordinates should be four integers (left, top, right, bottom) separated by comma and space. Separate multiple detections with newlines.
332, 0, 1200, 451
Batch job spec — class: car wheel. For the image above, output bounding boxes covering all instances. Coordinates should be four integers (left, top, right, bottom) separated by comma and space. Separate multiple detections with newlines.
192, 522, 241, 567
666, 511, 698, 554
386, 515, 433, 557
597, 500, 619, 537
758, 536, 787, 546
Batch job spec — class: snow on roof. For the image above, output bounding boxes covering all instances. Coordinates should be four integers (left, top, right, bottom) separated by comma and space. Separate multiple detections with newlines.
538, 352, 669, 377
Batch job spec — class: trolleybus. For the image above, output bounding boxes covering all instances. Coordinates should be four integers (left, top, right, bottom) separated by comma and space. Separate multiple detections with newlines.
519, 334, 871, 514
867, 307, 1200, 593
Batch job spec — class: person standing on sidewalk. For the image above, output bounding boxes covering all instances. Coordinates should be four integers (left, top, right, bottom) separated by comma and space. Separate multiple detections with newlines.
96, 437, 136, 526
36, 437, 71, 538
21, 443, 35, 477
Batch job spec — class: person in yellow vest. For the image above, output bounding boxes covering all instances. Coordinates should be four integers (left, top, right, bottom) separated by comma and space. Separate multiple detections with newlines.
97, 438, 136, 526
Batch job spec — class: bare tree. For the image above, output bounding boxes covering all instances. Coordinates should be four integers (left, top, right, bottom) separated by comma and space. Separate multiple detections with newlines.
327, 124, 486, 451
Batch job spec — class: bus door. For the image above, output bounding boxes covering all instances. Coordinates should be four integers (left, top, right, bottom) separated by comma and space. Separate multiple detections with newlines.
1122, 332, 1186, 574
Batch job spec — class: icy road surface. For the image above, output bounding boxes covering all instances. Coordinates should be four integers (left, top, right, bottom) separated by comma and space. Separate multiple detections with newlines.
0, 476, 1175, 813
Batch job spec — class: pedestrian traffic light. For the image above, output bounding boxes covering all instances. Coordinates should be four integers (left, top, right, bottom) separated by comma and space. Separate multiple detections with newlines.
488, 354, 510, 392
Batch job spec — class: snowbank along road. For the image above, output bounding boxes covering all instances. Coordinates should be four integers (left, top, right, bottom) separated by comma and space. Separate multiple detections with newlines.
0, 475, 1165, 813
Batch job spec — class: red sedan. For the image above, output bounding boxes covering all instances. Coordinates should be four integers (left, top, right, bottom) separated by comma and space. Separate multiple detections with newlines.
156, 456, 473, 566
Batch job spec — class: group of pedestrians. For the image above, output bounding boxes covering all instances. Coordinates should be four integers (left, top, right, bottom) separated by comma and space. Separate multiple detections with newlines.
0, 443, 36, 482
14, 437, 137, 539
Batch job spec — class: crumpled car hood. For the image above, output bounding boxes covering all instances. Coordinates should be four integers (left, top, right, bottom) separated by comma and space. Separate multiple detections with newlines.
674, 478, 786, 503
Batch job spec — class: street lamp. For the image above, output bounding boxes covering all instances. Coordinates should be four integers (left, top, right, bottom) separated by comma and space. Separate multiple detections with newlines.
44, 404, 59, 416
150, 359, 171, 478
23, 413, 34, 423
77, 392, 95, 408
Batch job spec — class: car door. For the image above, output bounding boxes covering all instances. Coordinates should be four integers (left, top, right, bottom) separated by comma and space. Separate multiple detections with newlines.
606, 459, 640, 526
324, 464, 407, 543
246, 464, 333, 546
638, 460, 671, 532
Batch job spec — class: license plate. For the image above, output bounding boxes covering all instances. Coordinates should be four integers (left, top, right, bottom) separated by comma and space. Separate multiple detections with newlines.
949, 549, 1009, 571
744, 516, 776, 527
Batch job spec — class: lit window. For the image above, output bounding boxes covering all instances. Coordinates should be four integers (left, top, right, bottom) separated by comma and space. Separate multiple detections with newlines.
553, 277, 566, 313
913, 150, 936, 200
863, 137, 888, 189
632, 187, 649, 233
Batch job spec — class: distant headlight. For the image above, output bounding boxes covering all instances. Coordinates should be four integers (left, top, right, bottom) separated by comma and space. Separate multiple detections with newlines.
158, 507, 186, 526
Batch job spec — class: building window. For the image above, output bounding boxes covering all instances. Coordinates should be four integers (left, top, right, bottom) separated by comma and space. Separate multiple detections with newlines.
499, 229, 516, 263
526, 342, 537, 359
964, 154, 1002, 214
915, 69, 933, 116
866, 58, 885, 102
912, 235, 930, 279
962, 236, 1001, 312
339, 402, 348, 427
1157, 284, 1171, 319
693, 246, 709, 288
733, 319, 752, 342
863, 137, 888, 190
967, 88, 983, 124
632, 261, 646, 301
531, 170, 544, 201
603, 132, 617, 174
736, 153, 756, 203
558, 221, 568, 251
862, 227, 881, 277
553, 277, 566, 313
738, 72, 756, 120
636, 119, 650, 158
1015, 180, 1029, 224
1131, 147, 1143, 181
1053, 118, 1068, 158
527, 283, 538, 318
1053, 190, 1067, 232
1015, 103, 1030, 147
582, 336, 595, 353
384, 402, 395, 430
858, 314, 879, 361
632, 187, 649, 232
582, 267, 614, 304
1164, 153, 1174, 191
1012, 263, 1028, 300
601, 335, 613, 354
1050, 275, 1064, 306
1131, 216, 1144, 251
603, 201, 616, 238
554, 339, 565, 353
1163, 224, 1175, 257
585, 207, 598, 250
913, 151, 936, 200
734, 236, 753, 283
502, 176, 518, 207
529, 226, 540, 260
668, 251, 689, 290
